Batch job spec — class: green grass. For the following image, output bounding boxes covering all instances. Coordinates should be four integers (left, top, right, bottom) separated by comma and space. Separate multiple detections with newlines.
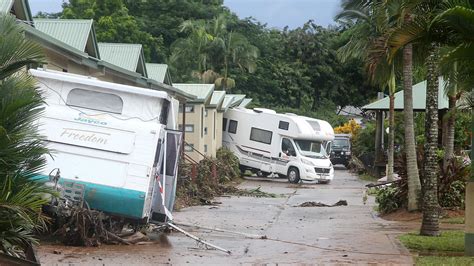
442, 217, 465, 224
399, 231, 465, 252
416, 256, 474, 266
359, 173, 378, 182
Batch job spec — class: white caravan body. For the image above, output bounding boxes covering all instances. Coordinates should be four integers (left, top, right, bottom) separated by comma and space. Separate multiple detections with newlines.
31, 69, 181, 222
223, 108, 335, 183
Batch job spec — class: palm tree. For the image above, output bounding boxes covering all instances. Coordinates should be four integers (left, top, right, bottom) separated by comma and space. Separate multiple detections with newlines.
0, 14, 52, 258
170, 14, 258, 89
336, 0, 398, 182
388, 0, 449, 236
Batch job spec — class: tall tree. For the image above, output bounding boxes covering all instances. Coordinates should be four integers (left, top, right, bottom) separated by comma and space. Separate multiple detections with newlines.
62, 0, 164, 62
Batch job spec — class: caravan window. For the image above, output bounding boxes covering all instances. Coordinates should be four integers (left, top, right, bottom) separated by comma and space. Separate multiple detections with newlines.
250, 127, 272, 144
67, 88, 123, 114
228, 120, 238, 134
223, 118, 228, 131
279, 121, 289, 130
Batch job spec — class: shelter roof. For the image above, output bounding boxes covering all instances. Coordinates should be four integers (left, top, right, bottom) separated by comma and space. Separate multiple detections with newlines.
34, 19, 100, 58
362, 77, 449, 111
173, 83, 214, 104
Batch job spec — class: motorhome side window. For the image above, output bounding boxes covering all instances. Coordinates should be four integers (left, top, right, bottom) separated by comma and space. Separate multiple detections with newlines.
159, 100, 170, 125
66, 88, 123, 114
223, 118, 228, 131
228, 120, 238, 134
250, 127, 272, 144
279, 121, 289, 130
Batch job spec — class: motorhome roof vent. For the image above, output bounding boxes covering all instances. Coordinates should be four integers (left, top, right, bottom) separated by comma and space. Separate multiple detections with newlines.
307, 120, 321, 131
253, 108, 276, 114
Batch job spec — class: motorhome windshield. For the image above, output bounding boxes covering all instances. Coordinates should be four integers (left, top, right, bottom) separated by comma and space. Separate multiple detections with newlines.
294, 140, 327, 159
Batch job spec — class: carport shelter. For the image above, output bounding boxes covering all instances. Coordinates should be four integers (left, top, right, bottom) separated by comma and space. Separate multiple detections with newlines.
361, 77, 449, 173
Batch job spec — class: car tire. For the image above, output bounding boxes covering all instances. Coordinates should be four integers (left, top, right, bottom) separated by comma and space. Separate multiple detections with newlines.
287, 167, 300, 184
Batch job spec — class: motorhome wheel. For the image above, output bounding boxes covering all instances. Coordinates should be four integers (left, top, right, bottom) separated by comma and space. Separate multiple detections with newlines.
287, 167, 300, 184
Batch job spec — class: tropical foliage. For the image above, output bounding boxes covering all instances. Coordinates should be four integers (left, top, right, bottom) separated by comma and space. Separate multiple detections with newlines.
0, 14, 52, 258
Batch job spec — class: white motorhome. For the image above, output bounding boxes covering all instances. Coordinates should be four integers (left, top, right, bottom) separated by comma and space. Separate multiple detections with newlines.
223, 108, 335, 183
31, 69, 181, 223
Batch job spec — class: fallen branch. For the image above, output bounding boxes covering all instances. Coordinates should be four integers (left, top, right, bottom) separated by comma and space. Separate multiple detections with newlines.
295, 200, 348, 207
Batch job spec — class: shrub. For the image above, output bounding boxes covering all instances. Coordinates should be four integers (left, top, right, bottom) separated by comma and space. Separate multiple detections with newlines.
334, 119, 361, 137
375, 186, 404, 214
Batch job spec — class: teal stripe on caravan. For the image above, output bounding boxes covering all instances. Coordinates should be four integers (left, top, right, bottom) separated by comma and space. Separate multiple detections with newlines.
35, 175, 145, 219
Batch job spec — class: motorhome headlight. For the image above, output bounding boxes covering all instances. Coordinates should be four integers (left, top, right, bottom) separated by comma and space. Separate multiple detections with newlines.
346, 151, 351, 155
301, 158, 314, 166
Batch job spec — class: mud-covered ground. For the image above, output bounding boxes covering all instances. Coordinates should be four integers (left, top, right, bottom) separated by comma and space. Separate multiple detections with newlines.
38, 166, 413, 265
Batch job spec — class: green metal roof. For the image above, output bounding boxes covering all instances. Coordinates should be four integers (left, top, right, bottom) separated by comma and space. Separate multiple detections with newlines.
22, 24, 195, 101
221, 95, 235, 111
239, 98, 252, 108
34, 19, 99, 58
208, 91, 226, 108
0, 0, 13, 13
227, 94, 246, 107
173, 83, 214, 103
362, 77, 449, 111
98, 43, 147, 76
146, 63, 171, 84
1, 0, 32, 22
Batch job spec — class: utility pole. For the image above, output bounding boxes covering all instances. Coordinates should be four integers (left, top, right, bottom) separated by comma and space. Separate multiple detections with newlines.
466, 114, 474, 256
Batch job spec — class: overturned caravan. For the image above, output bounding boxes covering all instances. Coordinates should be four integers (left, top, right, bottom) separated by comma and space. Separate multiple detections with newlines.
223, 108, 335, 184
31, 69, 182, 223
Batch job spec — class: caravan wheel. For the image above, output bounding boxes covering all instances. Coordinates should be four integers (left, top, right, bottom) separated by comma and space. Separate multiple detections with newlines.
287, 167, 300, 184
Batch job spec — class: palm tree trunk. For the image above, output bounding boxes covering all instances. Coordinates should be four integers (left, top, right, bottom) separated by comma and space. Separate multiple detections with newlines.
387, 67, 396, 182
403, 43, 421, 211
443, 95, 456, 168
387, 94, 395, 181
420, 44, 440, 236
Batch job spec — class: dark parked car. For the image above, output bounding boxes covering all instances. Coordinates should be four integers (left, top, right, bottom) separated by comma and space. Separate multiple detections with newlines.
330, 134, 351, 168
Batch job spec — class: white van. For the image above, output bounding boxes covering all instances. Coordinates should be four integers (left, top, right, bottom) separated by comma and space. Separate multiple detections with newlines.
31, 69, 181, 223
223, 108, 335, 183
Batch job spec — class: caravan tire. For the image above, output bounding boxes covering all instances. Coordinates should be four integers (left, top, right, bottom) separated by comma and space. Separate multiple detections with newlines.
287, 167, 300, 184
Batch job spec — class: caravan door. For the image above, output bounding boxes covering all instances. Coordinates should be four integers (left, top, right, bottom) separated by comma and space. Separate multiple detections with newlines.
150, 130, 183, 223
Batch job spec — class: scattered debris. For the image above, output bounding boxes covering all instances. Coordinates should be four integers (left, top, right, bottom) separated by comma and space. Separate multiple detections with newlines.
167, 222, 231, 255
223, 186, 282, 198
295, 200, 348, 207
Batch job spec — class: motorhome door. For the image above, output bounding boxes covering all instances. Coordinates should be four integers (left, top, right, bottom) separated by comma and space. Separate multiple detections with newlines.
150, 130, 183, 223
274, 138, 296, 175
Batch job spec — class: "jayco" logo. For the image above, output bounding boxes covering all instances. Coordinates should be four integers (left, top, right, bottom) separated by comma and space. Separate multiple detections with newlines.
74, 114, 107, 125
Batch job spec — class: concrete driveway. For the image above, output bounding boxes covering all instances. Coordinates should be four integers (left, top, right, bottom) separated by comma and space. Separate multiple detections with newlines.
38, 166, 413, 265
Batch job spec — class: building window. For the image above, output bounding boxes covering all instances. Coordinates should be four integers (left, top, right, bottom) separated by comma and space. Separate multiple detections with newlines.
67, 88, 123, 114
250, 127, 272, 144
205, 109, 208, 117
223, 118, 228, 131
228, 120, 238, 134
279, 121, 289, 130
204, 145, 208, 153
184, 144, 194, 152
179, 105, 195, 113
178, 124, 194, 132
204, 127, 208, 135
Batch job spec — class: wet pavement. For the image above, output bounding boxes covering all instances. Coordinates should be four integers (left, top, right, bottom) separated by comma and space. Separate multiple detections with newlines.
38, 166, 413, 265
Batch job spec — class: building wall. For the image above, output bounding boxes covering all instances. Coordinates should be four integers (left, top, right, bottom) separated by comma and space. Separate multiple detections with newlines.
178, 103, 205, 162
216, 111, 224, 150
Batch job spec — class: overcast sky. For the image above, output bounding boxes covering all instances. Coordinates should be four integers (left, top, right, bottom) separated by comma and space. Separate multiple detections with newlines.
29, 0, 342, 29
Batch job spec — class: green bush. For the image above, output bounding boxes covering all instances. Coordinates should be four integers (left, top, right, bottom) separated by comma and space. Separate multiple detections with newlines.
216, 147, 240, 182
375, 186, 404, 214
